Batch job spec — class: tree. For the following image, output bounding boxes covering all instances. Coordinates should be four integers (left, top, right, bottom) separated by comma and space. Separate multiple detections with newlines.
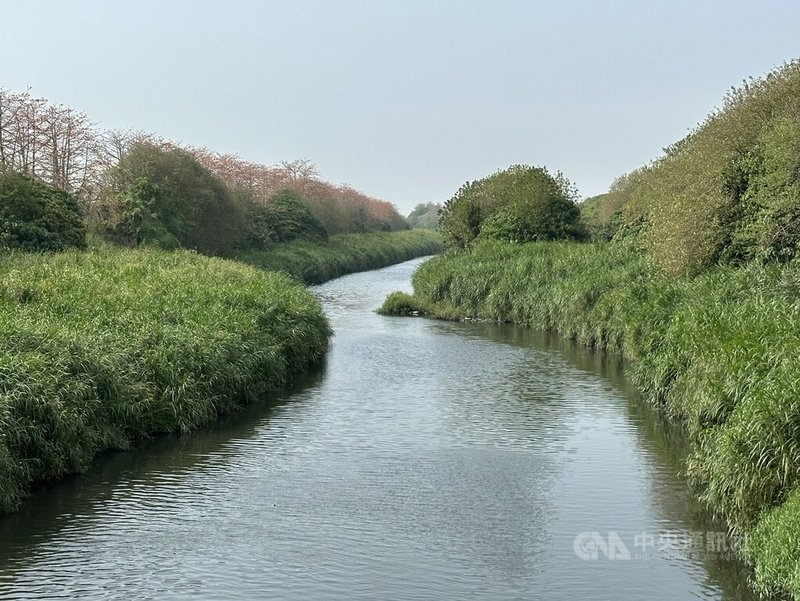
439, 165, 586, 248
98, 142, 242, 254
241, 189, 328, 248
406, 202, 440, 229
0, 171, 87, 251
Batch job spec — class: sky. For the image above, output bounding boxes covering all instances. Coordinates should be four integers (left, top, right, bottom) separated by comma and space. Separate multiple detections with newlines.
1, 0, 798, 214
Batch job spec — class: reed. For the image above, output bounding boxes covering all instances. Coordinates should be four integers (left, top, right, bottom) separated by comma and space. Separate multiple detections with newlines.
0, 248, 331, 512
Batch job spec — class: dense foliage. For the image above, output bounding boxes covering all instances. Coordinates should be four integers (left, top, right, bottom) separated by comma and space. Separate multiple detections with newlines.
406, 202, 440, 229
240, 189, 328, 248
584, 60, 800, 273
0, 172, 86, 251
98, 143, 242, 254
0, 249, 330, 512
234, 229, 442, 284
439, 164, 586, 249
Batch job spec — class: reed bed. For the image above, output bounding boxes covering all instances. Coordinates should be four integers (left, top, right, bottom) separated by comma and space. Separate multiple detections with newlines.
0, 248, 330, 512
233, 230, 443, 284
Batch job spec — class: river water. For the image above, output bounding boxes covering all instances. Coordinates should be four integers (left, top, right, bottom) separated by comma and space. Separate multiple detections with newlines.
0, 257, 758, 600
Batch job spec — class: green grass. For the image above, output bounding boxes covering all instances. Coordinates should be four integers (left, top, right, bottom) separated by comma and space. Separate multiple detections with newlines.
376, 291, 424, 316
232, 230, 443, 284
390, 238, 800, 598
0, 248, 331, 513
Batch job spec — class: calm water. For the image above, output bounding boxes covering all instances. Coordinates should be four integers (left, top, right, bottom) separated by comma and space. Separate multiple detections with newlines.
0, 257, 758, 600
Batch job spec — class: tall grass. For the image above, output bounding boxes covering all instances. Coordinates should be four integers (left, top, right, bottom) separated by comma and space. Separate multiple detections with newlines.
232, 229, 443, 284
0, 248, 330, 512
388, 239, 800, 597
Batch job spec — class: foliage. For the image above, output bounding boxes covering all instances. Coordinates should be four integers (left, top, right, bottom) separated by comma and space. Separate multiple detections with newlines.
438, 164, 586, 249
0, 171, 87, 251
240, 189, 328, 249
406, 202, 440, 229
614, 60, 800, 273
580, 170, 647, 241
233, 230, 443, 284
377, 291, 424, 316
0, 248, 330, 512
399, 239, 800, 598
97, 142, 242, 254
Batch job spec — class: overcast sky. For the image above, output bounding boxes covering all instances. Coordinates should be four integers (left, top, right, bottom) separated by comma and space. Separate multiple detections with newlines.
1, 0, 798, 213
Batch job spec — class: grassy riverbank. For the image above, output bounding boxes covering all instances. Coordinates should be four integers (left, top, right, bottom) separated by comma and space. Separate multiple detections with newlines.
0, 249, 330, 513
382, 239, 800, 597
232, 230, 443, 284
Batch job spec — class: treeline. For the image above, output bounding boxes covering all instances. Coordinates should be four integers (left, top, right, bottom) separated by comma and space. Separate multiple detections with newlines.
0, 88, 408, 255
406, 202, 440, 229
383, 60, 800, 599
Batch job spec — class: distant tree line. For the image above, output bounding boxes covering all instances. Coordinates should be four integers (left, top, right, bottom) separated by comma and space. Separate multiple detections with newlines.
406, 202, 440, 229
0, 87, 408, 253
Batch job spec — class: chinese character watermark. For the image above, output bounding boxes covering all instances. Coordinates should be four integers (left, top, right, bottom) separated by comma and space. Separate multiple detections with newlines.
573, 530, 740, 561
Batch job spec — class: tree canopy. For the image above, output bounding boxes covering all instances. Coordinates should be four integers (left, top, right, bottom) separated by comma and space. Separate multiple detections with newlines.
439, 164, 586, 249
0, 171, 86, 251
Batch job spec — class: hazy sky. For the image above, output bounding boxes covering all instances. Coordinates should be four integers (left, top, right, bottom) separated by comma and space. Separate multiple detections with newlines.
1, 1, 798, 213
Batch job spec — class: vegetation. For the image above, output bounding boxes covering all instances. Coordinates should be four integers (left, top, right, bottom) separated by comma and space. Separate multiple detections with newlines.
377, 291, 424, 316
0, 248, 330, 512
0, 172, 86, 251
382, 61, 800, 599
406, 202, 440, 229
234, 230, 443, 284
239, 188, 328, 248
0, 88, 410, 255
438, 164, 586, 249
383, 239, 800, 596
584, 60, 800, 273
97, 142, 242, 253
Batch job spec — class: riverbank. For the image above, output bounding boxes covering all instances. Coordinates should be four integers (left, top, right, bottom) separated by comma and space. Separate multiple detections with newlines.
232, 229, 443, 284
382, 239, 800, 598
0, 248, 331, 513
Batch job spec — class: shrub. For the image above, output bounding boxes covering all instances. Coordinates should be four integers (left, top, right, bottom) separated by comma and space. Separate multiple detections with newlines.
618, 60, 800, 273
378, 291, 424, 315
438, 164, 586, 249
241, 189, 328, 249
0, 171, 87, 251
97, 142, 242, 254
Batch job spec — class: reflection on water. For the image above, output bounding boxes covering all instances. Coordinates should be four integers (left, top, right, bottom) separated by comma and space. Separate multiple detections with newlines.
0, 258, 759, 600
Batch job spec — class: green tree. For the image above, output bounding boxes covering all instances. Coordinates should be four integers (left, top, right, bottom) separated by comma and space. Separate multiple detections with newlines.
98, 142, 242, 254
439, 164, 586, 249
406, 202, 440, 229
0, 171, 87, 251
241, 189, 328, 248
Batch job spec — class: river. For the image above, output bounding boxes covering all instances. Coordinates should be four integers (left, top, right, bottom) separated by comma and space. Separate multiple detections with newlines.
0, 257, 758, 600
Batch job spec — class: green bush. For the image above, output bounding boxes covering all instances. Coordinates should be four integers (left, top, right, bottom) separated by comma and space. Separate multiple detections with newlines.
0, 248, 330, 512
406, 202, 440, 229
377, 291, 424, 316
97, 143, 242, 254
0, 171, 87, 251
242, 189, 328, 248
617, 60, 800, 273
439, 164, 586, 249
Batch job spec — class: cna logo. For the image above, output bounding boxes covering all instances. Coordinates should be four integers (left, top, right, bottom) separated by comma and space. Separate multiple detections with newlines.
573, 531, 632, 560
